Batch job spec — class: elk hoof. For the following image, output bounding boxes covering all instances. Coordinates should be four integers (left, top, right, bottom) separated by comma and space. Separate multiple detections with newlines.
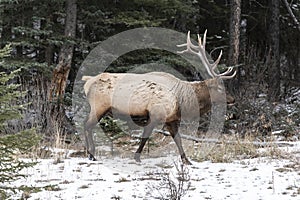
88, 153, 97, 161
182, 156, 192, 165
134, 153, 141, 162
183, 159, 192, 165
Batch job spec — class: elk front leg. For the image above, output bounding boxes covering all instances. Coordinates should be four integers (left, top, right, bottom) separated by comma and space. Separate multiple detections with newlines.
134, 122, 156, 162
165, 121, 192, 165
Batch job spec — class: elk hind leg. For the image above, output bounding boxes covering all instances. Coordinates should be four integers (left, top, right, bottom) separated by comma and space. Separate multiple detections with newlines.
84, 109, 107, 161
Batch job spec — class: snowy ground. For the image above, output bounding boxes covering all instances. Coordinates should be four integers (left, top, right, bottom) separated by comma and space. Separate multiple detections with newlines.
9, 142, 300, 200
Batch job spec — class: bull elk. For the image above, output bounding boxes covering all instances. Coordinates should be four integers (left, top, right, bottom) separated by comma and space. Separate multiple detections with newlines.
82, 30, 236, 164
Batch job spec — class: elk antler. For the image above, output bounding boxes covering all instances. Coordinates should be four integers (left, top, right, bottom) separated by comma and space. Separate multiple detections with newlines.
177, 30, 236, 79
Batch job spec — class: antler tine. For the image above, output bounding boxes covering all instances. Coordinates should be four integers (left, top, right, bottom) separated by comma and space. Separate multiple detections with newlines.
211, 50, 223, 72
211, 50, 237, 79
218, 67, 233, 76
203, 29, 207, 49
220, 69, 237, 79
177, 31, 200, 54
187, 31, 201, 50
187, 31, 192, 51
197, 34, 201, 47
196, 29, 207, 50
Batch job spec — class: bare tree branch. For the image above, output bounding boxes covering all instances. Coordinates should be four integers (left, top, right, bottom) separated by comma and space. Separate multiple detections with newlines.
282, 0, 300, 32
131, 129, 296, 148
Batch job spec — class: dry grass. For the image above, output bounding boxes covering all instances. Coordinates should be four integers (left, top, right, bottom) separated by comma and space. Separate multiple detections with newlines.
26, 124, 83, 161
190, 138, 258, 163
85, 128, 296, 165
189, 134, 292, 163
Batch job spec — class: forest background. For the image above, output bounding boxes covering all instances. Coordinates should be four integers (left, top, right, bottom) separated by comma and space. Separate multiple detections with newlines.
0, 0, 299, 148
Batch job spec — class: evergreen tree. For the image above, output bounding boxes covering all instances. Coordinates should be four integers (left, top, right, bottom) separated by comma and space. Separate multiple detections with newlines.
0, 45, 22, 130
0, 45, 39, 199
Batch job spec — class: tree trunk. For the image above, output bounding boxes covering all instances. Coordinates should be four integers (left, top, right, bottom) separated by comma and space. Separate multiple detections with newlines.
228, 0, 241, 66
49, 0, 77, 102
228, 0, 241, 92
267, 0, 280, 101
48, 0, 77, 135
297, 37, 300, 82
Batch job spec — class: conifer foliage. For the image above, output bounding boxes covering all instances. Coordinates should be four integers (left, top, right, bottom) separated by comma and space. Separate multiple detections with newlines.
0, 45, 39, 199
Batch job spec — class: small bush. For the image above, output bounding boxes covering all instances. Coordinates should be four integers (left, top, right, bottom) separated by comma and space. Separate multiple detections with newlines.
146, 162, 191, 200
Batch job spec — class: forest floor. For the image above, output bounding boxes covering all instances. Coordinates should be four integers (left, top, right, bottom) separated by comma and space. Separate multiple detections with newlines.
10, 139, 300, 200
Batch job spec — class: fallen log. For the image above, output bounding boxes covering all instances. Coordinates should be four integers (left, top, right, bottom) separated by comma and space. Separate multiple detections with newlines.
130, 129, 296, 148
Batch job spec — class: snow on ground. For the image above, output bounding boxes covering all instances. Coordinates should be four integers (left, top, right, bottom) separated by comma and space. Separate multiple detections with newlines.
10, 143, 300, 200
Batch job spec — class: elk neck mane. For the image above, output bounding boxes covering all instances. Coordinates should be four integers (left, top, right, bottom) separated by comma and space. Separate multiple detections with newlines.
168, 77, 212, 116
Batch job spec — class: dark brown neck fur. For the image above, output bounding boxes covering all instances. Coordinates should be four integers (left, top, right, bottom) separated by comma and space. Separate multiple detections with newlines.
190, 80, 212, 115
